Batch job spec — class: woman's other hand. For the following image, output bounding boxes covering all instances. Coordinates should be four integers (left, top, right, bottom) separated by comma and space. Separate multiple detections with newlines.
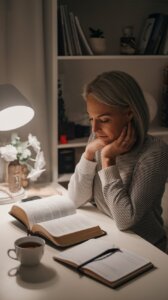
84, 138, 107, 161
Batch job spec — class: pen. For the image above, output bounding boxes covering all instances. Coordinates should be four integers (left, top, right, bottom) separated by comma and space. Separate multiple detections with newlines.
77, 247, 121, 272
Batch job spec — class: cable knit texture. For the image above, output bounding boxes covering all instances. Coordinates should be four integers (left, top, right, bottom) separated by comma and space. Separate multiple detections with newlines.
68, 135, 168, 246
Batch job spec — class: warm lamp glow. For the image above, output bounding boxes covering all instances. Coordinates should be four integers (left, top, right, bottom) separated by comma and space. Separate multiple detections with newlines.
0, 84, 35, 131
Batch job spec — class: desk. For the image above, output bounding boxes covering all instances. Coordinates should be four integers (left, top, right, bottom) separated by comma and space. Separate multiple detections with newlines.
0, 184, 168, 300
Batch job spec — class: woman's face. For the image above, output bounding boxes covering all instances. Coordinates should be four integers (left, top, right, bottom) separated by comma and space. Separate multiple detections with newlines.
86, 93, 132, 143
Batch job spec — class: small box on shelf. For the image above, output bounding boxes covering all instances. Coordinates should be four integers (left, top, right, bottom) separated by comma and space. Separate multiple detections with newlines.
58, 148, 75, 174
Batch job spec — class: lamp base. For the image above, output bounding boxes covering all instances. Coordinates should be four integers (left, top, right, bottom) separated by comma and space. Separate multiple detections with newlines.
0, 183, 25, 204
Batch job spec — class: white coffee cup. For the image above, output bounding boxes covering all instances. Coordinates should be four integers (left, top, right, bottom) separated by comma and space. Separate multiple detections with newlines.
7, 236, 45, 266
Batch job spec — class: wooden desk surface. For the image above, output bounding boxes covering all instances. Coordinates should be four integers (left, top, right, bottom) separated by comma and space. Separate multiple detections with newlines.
0, 184, 168, 300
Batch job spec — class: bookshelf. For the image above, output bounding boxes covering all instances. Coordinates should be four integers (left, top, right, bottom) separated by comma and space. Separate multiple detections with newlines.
46, 0, 168, 185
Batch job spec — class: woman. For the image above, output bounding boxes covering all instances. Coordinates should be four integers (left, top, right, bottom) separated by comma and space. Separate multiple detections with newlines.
68, 70, 168, 252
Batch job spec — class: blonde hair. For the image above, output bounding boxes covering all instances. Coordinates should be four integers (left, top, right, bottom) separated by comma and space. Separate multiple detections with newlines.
83, 71, 150, 147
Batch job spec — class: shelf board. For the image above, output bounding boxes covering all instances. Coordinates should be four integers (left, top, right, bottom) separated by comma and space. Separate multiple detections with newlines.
58, 55, 168, 61
58, 137, 88, 149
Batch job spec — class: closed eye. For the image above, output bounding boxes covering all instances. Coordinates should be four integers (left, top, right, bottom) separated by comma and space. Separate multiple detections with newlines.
99, 118, 111, 123
89, 118, 112, 124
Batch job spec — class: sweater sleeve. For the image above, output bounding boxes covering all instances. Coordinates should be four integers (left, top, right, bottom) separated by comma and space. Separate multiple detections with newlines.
98, 144, 168, 230
68, 154, 97, 208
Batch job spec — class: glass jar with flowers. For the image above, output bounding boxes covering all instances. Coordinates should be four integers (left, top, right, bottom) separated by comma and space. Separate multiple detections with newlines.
0, 133, 46, 193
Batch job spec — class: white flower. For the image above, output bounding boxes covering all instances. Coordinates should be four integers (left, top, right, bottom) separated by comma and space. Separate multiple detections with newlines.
17, 142, 29, 155
28, 134, 41, 153
19, 148, 31, 161
0, 145, 17, 162
34, 151, 46, 170
11, 133, 20, 145
27, 151, 46, 181
27, 168, 46, 181
0, 133, 46, 182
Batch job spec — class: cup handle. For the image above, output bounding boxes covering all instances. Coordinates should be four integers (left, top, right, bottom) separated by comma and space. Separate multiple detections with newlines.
8, 267, 19, 277
7, 249, 18, 260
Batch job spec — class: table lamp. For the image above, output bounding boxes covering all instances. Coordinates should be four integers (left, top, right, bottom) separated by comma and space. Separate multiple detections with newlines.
0, 84, 35, 204
0, 84, 34, 131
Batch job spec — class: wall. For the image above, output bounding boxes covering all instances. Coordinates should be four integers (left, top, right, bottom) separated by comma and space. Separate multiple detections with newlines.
0, 0, 7, 82
0, 0, 51, 182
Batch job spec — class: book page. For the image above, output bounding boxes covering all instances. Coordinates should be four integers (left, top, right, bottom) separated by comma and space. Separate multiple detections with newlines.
15, 195, 76, 226
56, 238, 114, 264
85, 249, 151, 282
34, 213, 100, 237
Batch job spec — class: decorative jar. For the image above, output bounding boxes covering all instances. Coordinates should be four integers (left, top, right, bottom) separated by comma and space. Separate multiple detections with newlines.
8, 160, 22, 193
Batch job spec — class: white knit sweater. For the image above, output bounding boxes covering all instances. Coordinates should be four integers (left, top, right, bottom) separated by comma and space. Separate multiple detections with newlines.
68, 135, 168, 246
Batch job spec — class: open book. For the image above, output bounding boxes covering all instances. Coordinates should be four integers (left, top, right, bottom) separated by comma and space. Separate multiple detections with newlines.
54, 238, 154, 288
9, 195, 105, 247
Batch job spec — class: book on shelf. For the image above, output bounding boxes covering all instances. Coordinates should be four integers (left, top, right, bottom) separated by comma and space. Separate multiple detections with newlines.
74, 16, 93, 55
145, 13, 167, 54
151, 14, 168, 54
58, 5, 69, 55
69, 11, 82, 55
138, 14, 156, 54
57, 5, 65, 55
158, 18, 168, 55
54, 238, 154, 288
9, 195, 106, 247
162, 27, 168, 55
60, 5, 74, 56
58, 4, 93, 56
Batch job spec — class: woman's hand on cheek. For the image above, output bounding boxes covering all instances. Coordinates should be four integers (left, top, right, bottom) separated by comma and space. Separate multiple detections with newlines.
117, 122, 136, 154
84, 138, 106, 161
101, 123, 136, 167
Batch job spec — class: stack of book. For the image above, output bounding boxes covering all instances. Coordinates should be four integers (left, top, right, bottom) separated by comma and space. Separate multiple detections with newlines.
138, 13, 168, 55
58, 4, 93, 56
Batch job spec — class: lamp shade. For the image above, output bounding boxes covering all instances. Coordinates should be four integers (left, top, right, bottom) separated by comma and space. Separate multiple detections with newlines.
0, 84, 35, 131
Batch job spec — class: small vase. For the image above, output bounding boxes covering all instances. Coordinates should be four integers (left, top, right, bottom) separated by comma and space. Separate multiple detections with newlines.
89, 38, 106, 54
21, 164, 29, 188
8, 160, 22, 193
0, 157, 6, 182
